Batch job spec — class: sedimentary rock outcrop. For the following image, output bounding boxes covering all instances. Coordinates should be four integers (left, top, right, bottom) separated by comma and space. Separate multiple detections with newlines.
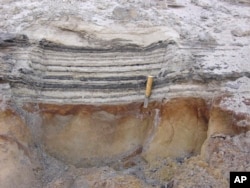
0, 1, 249, 105
0, 0, 250, 187
0, 29, 179, 104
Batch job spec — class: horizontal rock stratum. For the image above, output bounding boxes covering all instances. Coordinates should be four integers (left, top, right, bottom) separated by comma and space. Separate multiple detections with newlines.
1, 0, 250, 106
0, 32, 249, 105
0, 26, 180, 104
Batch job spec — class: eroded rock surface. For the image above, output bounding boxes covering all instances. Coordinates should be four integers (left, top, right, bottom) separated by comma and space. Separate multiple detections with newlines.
143, 98, 208, 163
40, 103, 153, 167
0, 108, 40, 188
39, 98, 209, 167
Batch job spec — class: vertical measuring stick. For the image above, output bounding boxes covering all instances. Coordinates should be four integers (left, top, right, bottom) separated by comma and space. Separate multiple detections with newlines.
144, 76, 154, 108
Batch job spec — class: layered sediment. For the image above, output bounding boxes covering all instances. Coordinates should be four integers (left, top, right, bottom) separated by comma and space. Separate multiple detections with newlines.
0, 31, 178, 104
1, 30, 250, 104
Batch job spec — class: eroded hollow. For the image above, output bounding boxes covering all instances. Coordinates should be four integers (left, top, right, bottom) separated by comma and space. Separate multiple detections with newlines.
2, 94, 249, 184
37, 97, 209, 167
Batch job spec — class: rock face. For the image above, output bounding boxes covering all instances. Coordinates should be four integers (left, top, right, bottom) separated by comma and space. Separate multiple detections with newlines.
0, 109, 40, 188
1, 0, 250, 187
143, 98, 208, 163
0, 97, 248, 187
39, 98, 208, 167
41, 103, 153, 167
1, 0, 250, 105
0, 29, 179, 104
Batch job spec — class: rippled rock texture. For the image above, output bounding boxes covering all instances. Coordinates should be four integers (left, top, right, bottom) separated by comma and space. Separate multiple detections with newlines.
1, 0, 250, 187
